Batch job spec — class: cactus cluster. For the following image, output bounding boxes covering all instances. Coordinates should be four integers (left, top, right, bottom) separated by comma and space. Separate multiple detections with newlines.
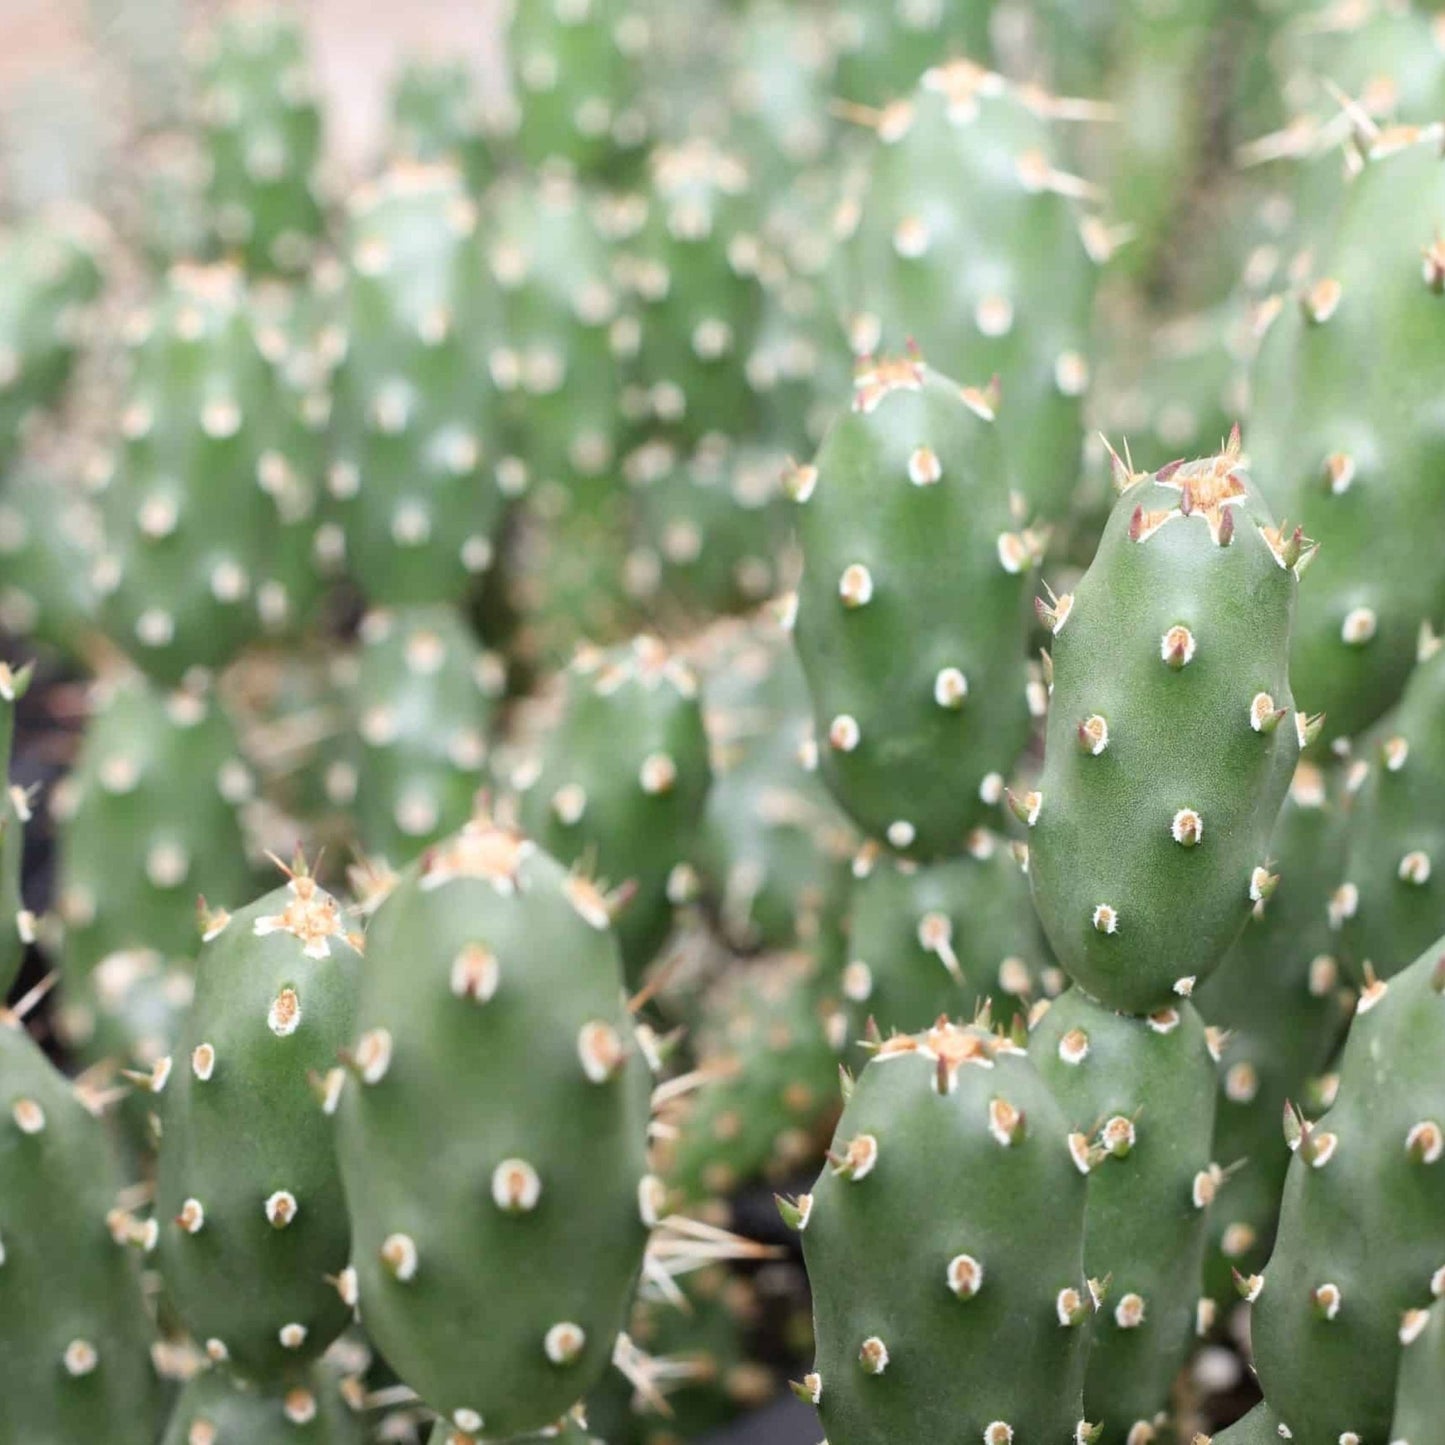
5, 2, 1445, 1442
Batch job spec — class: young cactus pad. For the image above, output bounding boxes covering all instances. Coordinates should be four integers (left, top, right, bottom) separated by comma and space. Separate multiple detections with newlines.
1026, 434, 1305, 1014
156, 866, 361, 1381
792, 353, 1035, 859
797, 1019, 1092, 1443
335, 813, 653, 1438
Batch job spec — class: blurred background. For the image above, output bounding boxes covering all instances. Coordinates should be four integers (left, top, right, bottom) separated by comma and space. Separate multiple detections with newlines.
0, 0, 509, 209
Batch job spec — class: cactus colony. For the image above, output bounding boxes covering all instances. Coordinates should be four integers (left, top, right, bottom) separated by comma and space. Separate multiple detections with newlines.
2, 2, 1445, 1444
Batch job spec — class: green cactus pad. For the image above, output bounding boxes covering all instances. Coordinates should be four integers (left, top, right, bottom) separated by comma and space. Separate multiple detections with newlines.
800, 1019, 1091, 1443
327, 163, 504, 608
159, 1362, 364, 1445
1249, 131, 1445, 747
1027, 438, 1302, 1014
0, 1014, 161, 1442
335, 813, 652, 1438
840, 830, 1050, 1048
830, 60, 1097, 523
1248, 938, 1445, 1442
1195, 760, 1351, 1305
334, 605, 502, 865
519, 636, 711, 985
1030, 988, 1219, 1442
792, 354, 1035, 859
156, 868, 361, 1381
1336, 631, 1445, 982
195, 6, 325, 277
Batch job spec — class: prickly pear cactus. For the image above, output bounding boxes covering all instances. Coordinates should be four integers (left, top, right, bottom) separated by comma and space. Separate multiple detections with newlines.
519, 636, 711, 985
0, 663, 34, 1001
333, 605, 502, 865
159, 1362, 364, 1445
335, 812, 653, 1438
0, 1013, 161, 1441
1195, 760, 1351, 1305
156, 865, 361, 1381
1336, 629, 1445, 981
839, 831, 1049, 1048
831, 61, 1098, 523
1247, 938, 1445, 1442
93, 263, 307, 683
1030, 988, 1219, 1442
195, 6, 326, 277
1392, 1295, 1445, 1445
1027, 435, 1304, 1014
792, 353, 1036, 859
659, 951, 841, 1203
0, 208, 104, 468
389, 59, 503, 195
508, 0, 650, 178
54, 677, 254, 1058
1249, 131, 1445, 747
693, 612, 855, 955
326, 163, 504, 608
796, 1019, 1092, 1443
